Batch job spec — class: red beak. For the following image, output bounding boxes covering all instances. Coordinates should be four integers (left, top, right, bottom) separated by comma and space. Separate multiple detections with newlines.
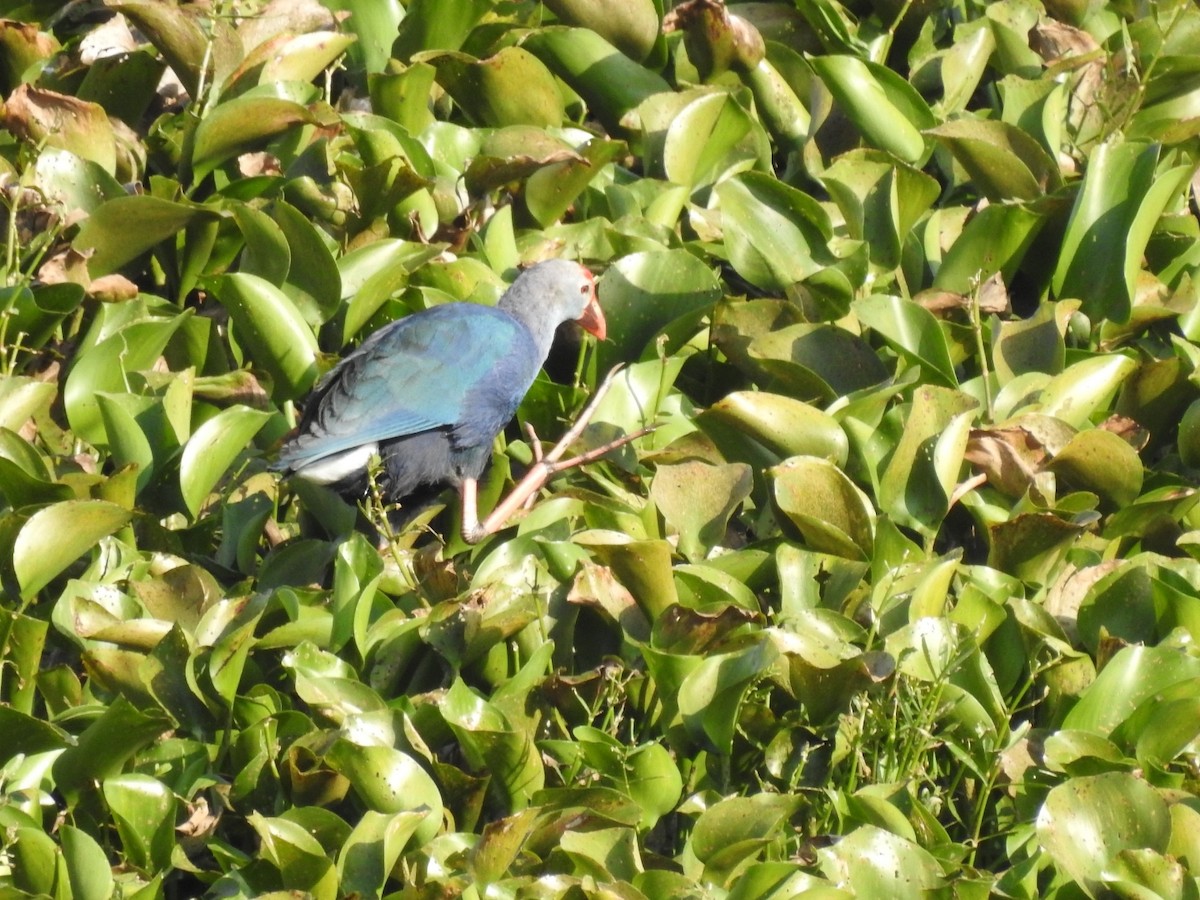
577, 291, 607, 341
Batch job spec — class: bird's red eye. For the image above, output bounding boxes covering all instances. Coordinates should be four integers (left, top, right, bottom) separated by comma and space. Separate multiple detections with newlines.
579, 284, 590, 295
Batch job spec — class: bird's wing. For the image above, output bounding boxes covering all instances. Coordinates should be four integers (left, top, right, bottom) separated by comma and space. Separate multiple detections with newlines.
278, 304, 535, 469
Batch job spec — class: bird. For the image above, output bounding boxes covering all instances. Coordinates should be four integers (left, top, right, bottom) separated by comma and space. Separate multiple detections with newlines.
274, 258, 610, 543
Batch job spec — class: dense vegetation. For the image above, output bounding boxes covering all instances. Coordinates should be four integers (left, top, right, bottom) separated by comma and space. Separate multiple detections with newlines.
3, 0, 1200, 895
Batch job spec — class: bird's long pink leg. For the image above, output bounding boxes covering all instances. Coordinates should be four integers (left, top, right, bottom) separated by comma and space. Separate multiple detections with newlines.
460, 366, 652, 544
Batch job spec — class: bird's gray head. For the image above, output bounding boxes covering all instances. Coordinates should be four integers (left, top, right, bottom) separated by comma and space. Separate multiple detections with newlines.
498, 259, 606, 342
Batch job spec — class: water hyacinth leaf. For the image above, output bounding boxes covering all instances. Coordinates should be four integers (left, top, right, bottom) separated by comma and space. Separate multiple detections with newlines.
747, 324, 890, 398
433, 47, 565, 128
73, 195, 220, 277
1047, 428, 1143, 509
61, 825, 114, 900
561, 827, 643, 882
1036, 772, 1170, 894
102, 775, 177, 873
662, 91, 759, 190
651, 460, 752, 562
807, 55, 933, 163
1032, 354, 1139, 428
96, 395, 155, 494
818, 825, 946, 895
443, 678, 544, 811
52, 697, 174, 803
179, 405, 272, 517
523, 26, 672, 132
10, 826, 58, 896
1063, 644, 1200, 736
880, 386, 978, 535
0, 20, 57, 92
716, 172, 832, 293
703, 391, 849, 466
854, 294, 958, 387
259, 31, 356, 85
369, 63, 437, 134
325, 740, 442, 841
678, 635, 779, 752
927, 118, 1062, 201
689, 794, 802, 877
14, 500, 131, 600
992, 302, 1064, 380
821, 150, 940, 270
623, 742, 683, 830
273, 200, 343, 324
0, 706, 70, 759
34, 147, 125, 216
324, 0, 404, 74
232, 202, 291, 285
108, 0, 209, 97
987, 511, 1085, 584
770, 456, 875, 559
1053, 142, 1190, 322
247, 812, 337, 897
337, 810, 428, 900
527, 137, 625, 227
191, 97, 318, 182
540, 0, 660, 62
597, 249, 722, 368
0, 377, 56, 434
209, 273, 320, 400
932, 201, 1046, 294
463, 126, 582, 195
393, 0, 493, 59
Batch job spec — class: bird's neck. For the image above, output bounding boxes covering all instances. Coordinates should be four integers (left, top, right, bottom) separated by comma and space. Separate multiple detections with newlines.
498, 297, 557, 364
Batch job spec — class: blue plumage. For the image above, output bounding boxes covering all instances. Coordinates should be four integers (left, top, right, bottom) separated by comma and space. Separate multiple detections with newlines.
275, 259, 605, 509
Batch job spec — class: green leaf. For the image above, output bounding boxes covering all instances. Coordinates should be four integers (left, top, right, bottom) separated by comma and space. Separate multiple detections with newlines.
1037, 773, 1170, 893
209, 273, 320, 400
662, 91, 760, 190
716, 171, 833, 293
14, 500, 132, 600
433, 47, 565, 128
690, 794, 802, 880
651, 460, 752, 562
61, 825, 114, 900
325, 740, 443, 845
927, 118, 1062, 201
102, 775, 177, 873
1053, 142, 1191, 322
597, 248, 723, 369
854, 294, 958, 387
179, 405, 271, 517
770, 456, 875, 559
679, 636, 779, 752
879, 386, 978, 535
191, 97, 318, 182
73, 195, 219, 277
818, 825, 946, 896
807, 55, 933, 163
523, 26, 671, 132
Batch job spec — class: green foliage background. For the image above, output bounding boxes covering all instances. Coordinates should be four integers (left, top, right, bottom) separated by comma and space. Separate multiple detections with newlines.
3, 0, 1200, 896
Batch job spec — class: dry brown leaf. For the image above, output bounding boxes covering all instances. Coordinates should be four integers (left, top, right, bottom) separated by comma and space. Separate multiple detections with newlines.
3, 84, 117, 173
88, 274, 140, 302
37, 246, 92, 287
965, 426, 1048, 497
1099, 414, 1149, 451
1029, 19, 1100, 63
977, 272, 1011, 315
915, 272, 1010, 317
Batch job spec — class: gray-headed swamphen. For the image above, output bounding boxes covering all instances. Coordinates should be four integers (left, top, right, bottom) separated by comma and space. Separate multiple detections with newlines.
275, 258, 622, 543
